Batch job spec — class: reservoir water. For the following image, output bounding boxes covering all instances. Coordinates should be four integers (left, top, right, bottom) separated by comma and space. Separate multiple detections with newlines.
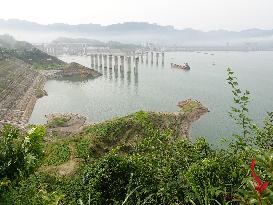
29, 51, 273, 144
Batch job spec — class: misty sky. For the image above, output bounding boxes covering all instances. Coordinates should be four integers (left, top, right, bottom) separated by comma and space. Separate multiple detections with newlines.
0, 0, 272, 31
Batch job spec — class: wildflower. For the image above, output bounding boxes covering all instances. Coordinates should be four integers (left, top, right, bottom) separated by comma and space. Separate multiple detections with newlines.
250, 159, 269, 194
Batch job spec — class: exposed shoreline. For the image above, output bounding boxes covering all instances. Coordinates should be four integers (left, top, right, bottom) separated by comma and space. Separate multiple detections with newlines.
0, 74, 46, 129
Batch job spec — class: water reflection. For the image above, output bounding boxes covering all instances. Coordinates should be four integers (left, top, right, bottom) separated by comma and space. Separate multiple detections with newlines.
92, 53, 172, 91
114, 68, 118, 82
89, 53, 168, 90
134, 72, 138, 88
90, 52, 165, 92
127, 71, 131, 87
98, 65, 102, 73
104, 66, 108, 78
97, 57, 141, 91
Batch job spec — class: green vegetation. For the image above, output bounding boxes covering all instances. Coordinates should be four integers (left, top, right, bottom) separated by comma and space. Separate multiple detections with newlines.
43, 141, 70, 166
47, 116, 71, 128
179, 100, 200, 113
0, 34, 32, 50
35, 87, 47, 98
0, 69, 273, 204
32, 63, 63, 70
0, 35, 64, 69
0, 125, 45, 185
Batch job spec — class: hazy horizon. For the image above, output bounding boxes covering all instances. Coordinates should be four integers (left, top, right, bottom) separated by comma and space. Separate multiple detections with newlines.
0, 0, 272, 31
1, 18, 273, 32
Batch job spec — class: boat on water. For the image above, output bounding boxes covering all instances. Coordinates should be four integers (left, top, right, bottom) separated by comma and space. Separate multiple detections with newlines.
171, 63, 190, 70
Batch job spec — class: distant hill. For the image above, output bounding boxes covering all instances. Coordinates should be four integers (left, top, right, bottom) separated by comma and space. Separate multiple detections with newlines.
0, 34, 33, 50
52, 37, 141, 49
1, 19, 273, 47
0, 34, 64, 66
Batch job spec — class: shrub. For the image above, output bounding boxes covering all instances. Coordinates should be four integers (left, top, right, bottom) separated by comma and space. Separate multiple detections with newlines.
0, 125, 46, 181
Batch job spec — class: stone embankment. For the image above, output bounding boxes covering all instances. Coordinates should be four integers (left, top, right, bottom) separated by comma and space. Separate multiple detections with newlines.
0, 58, 47, 128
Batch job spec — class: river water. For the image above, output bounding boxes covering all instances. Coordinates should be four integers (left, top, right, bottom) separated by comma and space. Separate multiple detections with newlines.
29, 51, 273, 144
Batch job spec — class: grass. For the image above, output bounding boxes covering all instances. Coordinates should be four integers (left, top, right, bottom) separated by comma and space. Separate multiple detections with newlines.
32, 63, 63, 70
43, 141, 71, 166
180, 100, 200, 113
47, 116, 71, 128
1, 108, 272, 205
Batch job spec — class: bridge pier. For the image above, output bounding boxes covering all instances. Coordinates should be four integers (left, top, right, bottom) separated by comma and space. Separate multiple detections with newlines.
162, 52, 165, 65
134, 59, 139, 74
134, 71, 138, 88
109, 55, 113, 69
99, 54, 103, 67
132, 51, 135, 62
156, 52, 159, 65
151, 51, 154, 64
146, 52, 148, 64
114, 66, 119, 80
103, 55, 107, 68
91, 54, 94, 66
94, 54, 98, 67
108, 64, 112, 80
83, 44, 87, 55
51, 48, 55, 55
127, 56, 131, 71
103, 64, 108, 77
120, 56, 125, 68
114, 56, 118, 69
141, 51, 144, 63
120, 56, 125, 73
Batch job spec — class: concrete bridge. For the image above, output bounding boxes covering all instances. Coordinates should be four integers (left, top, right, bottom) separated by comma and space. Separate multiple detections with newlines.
88, 51, 165, 70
